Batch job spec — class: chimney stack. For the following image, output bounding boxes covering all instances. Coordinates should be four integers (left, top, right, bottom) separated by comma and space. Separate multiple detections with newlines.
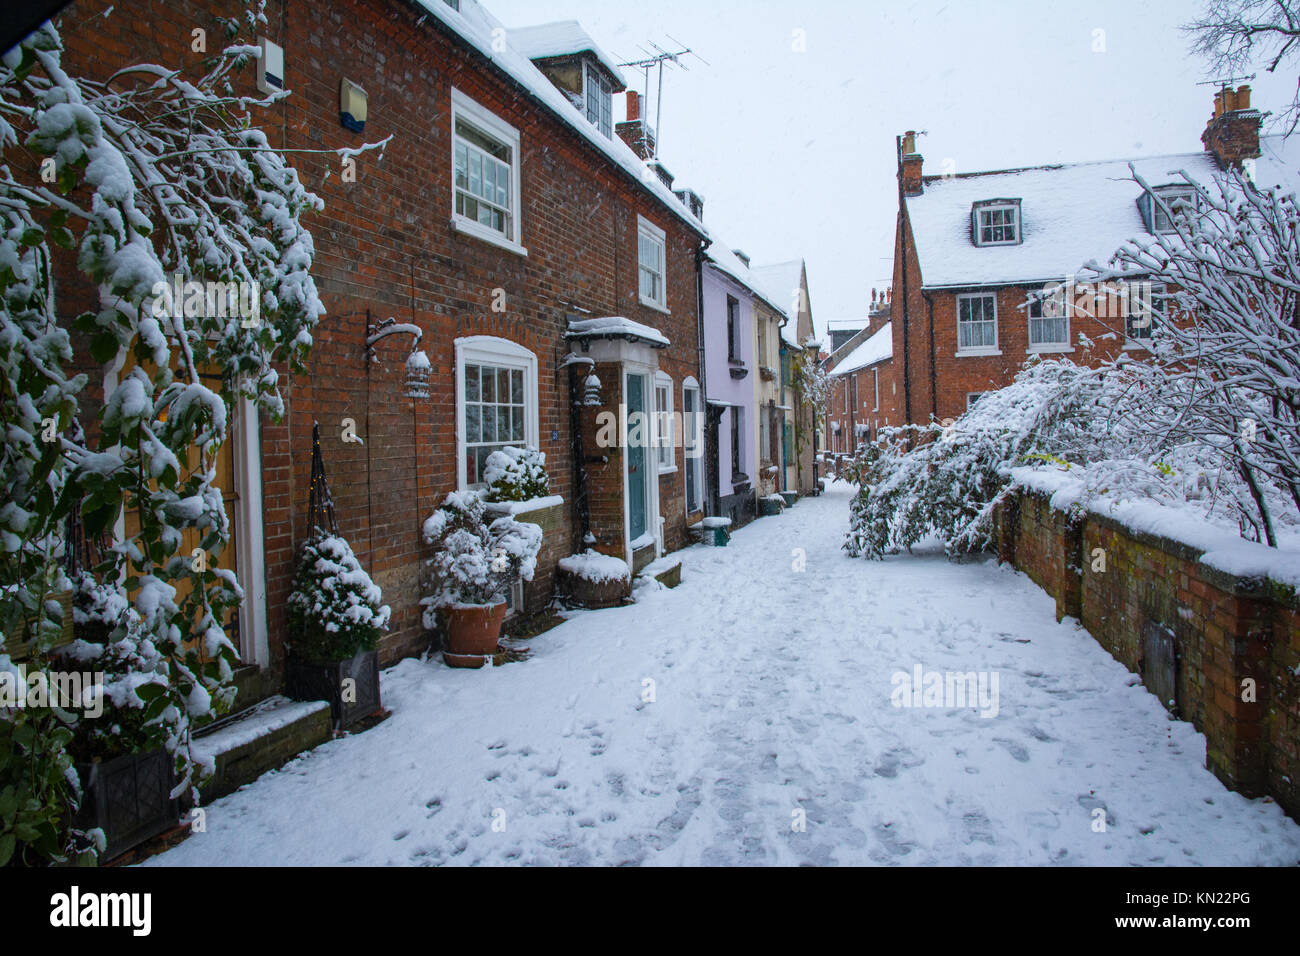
617, 91, 657, 160
900, 130, 924, 197
1202, 84, 1262, 170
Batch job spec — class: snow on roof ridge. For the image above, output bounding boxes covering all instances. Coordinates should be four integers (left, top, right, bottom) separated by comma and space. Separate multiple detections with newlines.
705, 237, 792, 318
831, 321, 892, 376
413, 0, 705, 236
507, 19, 626, 87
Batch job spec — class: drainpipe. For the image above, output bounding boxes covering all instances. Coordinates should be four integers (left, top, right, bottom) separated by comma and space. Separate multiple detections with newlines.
897, 135, 913, 426
924, 290, 937, 421
695, 237, 712, 512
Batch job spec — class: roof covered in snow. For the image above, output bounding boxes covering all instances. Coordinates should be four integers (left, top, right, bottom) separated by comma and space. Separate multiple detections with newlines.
567, 316, 670, 348
751, 260, 811, 348
826, 317, 870, 332
414, 0, 704, 236
508, 20, 627, 89
706, 241, 791, 318
906, 135, 1300, 289
831, 322, 892, 376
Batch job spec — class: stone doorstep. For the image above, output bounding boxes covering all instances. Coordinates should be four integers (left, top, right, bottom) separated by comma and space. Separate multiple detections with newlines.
638, 556, 683, 589
193, 695, 332, 803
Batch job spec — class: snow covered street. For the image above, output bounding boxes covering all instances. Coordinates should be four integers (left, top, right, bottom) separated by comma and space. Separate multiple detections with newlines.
150, 482, 1300, 867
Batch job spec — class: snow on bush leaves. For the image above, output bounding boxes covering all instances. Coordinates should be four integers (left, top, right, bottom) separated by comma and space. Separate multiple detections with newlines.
287, 533, 390, 662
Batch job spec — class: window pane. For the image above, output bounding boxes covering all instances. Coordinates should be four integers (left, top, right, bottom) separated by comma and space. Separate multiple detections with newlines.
466, 404, 481, 443
511, 407, 524, 441
482, 406, 496, 442
497, 406, 510, 440
511, 369, 523, 404
482, 368, 496, 403
465, 364, 480, 402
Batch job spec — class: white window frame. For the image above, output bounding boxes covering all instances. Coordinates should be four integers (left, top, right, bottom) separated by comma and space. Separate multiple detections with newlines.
1151, 187, 1197, 234
584, 63, 613, 138
956, 292, 1000, 356
682, 377, 703, 514
1027, 283, 1072, 353
872, 368, 880, 412
1124, 281, 1166, 350
454, 336, 539, 492
450, 88, 526, 256
638, 215, 668, 312
967, 392, 986, 410
973, 201, 1021, 246
654, 370, 675, 474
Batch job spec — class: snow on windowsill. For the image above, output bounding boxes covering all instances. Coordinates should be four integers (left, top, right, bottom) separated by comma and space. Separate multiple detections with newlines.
484, 495, 565, 516
638, 296, 671, 316
1027, 346, 1074, 355
955, 349, 1002, 358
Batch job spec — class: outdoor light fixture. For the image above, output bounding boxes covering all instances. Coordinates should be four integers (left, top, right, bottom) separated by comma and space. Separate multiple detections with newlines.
366, 317, 428, 400
340, 78, 367, 133
583, 372, 602, 406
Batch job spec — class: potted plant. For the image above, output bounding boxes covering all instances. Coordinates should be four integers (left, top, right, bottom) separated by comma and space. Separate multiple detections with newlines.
483, 445, 550, 504
285, 532, 390, 730
63, 571, 179, 862
422, 492, 542, 668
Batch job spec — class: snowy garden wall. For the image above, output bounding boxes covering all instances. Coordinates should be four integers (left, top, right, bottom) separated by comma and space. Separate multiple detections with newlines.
994, 488, 1300, 821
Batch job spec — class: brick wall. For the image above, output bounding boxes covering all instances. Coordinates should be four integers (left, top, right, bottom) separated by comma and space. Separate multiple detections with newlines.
54, 0, 705, 673
998, 488, 1300, 820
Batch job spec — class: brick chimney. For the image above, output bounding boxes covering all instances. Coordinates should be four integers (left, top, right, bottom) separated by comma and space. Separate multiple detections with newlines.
616, 91, 657, 160
1202, 84, 1262, 170
900, 130, 924, 197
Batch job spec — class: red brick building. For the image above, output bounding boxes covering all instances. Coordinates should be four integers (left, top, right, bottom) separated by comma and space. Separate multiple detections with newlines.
55, 0, 708, 688
877, 88, 1293, 428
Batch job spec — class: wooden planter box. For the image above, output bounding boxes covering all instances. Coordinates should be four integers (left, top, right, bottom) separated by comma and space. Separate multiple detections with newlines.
285, 650, 381, 731
75, 749, 178, 862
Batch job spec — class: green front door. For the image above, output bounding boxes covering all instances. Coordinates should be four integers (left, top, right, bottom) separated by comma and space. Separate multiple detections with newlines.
627, 373, 648, 541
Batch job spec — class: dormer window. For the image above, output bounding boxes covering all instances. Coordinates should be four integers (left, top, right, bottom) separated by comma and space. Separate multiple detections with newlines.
1144, 185, 1198, 234
584, 63, 613, 138
971, 200, 1021, 246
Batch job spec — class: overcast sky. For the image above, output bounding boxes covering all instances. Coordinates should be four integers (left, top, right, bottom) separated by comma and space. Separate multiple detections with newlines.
486, 0, 1299, 336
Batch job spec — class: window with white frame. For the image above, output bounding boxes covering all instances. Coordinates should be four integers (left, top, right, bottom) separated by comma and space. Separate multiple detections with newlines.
972, 201, 1021, 246
872, 368, 880, 411
638, 216, 667, 310
456, 338, 537, 490
957, 292, 998, 352
451, 89, 522, 250
1151, 186, 1197, 234
682, 380, 702, 513
1125, 281, 1166, 344
584, 63, 613, 138
655, 372, 674, 472
967, 392, 986, 410
1028, 283, 1070, 349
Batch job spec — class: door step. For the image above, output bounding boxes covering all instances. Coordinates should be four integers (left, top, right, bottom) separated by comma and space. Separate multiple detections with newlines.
194, 695, 332, 802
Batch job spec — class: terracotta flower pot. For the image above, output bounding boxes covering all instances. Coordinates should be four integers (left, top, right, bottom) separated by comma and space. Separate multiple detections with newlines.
445, 601, 508, 657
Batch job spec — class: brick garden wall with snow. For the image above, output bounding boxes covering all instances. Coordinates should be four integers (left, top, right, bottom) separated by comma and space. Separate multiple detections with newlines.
995, 488, 1300, 821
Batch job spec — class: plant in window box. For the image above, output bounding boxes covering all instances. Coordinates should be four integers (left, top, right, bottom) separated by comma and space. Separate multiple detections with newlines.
482, 446, 549, 504
421, 492, 542, 668
285, 532, 390, 730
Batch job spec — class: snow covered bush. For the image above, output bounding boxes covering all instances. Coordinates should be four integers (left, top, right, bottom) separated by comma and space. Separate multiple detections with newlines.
1077, 163, 1300, 547
845, 356, 1300, 560
287, 534, 391, 662
845, 360, 1113, 559
483, 446, 550, 503
0, 6, 382, 863
421, 492, 542, 621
